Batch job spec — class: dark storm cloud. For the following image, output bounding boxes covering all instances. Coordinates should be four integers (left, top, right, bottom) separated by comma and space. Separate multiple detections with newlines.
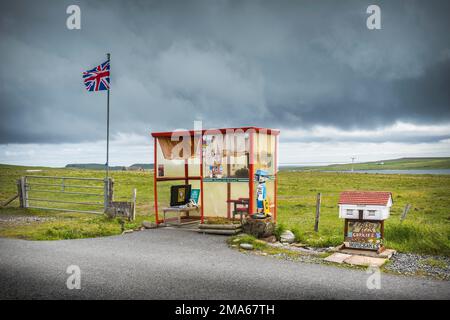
0, 0, 449, 144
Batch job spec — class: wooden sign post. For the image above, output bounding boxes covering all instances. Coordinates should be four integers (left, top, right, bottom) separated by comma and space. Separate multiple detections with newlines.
314, 193, 321, 232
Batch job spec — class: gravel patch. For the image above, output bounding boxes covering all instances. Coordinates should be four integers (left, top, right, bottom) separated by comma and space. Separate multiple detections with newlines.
236, 240, 450, 281
244, 249, 325, 264
272, 252, 325, 264
0, 215, 56, 225
267, 242, 330, 255
385, 253, 450, 280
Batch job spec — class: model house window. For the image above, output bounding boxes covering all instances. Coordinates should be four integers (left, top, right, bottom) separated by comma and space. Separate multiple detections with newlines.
346, 209, 354, 216
368, 210, 376, 216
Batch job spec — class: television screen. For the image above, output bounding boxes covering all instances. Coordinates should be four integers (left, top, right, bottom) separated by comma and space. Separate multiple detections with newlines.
170, 185, 192, 207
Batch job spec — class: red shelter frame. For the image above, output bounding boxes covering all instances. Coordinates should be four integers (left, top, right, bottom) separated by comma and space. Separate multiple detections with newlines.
151, 127, 279, 225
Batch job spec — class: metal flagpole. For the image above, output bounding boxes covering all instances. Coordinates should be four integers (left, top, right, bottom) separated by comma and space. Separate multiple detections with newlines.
104, 53, 111, 210
106, 53, 110, 180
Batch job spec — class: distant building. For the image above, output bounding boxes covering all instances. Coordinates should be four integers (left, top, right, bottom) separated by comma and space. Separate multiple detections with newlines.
338, 191, 393, 220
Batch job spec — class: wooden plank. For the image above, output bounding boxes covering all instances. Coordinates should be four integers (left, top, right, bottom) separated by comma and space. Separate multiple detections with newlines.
1, 193, 19, 207
197, 228, 242, 235
198, 223, 241, 230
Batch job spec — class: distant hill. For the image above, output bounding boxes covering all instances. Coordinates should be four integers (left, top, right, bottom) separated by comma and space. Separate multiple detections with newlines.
65, 163, 125, 171
129, 163, 154, 170
280, 157, 450, 171
65, 163, 153, 170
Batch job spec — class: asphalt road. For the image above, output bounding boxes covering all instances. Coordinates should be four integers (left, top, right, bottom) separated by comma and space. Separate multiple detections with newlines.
0, 228, 448, 299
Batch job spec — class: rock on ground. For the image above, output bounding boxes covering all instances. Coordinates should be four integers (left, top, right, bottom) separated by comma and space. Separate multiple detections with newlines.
280, 230, 295, 243
242, 219, 275, 238
240, 243, 254, 250
261, 235, 277, 243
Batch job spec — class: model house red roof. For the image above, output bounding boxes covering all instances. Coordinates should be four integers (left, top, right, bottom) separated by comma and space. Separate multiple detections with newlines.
339, 191, 392, 206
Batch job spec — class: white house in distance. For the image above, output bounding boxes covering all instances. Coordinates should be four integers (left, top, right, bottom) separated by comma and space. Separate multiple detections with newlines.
338, 191, 393, 221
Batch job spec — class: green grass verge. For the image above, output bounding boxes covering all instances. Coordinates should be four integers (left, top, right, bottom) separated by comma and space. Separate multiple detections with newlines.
0, 164, 449, 256
228, 234, 306, 258
0, 207, 149, 240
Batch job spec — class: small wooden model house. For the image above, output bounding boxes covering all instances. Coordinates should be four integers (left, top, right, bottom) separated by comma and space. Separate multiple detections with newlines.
338, 191, 393, 252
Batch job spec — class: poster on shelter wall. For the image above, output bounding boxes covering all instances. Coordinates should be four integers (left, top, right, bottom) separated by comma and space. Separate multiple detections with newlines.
203, 135, 223, 178
158, 164, 164, 177
345, 221, 382, 250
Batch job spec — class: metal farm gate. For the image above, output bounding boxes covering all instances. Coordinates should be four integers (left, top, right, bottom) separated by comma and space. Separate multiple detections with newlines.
17, 176, 113, 214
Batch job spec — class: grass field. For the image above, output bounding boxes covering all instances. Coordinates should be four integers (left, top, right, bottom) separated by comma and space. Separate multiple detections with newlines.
277, 171, 450, 256
0, 164, 449, 256
283, 157, 450, 171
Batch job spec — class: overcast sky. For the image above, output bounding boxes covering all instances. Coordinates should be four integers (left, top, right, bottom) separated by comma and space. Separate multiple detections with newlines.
1, 0, 449, 166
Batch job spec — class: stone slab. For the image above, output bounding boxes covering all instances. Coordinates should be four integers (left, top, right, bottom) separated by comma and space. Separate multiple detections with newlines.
337, 247, 396, 259
199, 223, 241, 230
344, 255, 387, 267
324, 253, 353, 264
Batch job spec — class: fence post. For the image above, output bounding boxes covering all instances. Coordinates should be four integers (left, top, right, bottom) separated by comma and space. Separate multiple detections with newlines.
17, 179, 24, 208
103, 177, 114, 211
104, 178, 109, 211
21, 177, 28, 208
314, 192, 321, 232
132, 188, 137, 221
400, 203, 411, 223
108, 178, 114, 203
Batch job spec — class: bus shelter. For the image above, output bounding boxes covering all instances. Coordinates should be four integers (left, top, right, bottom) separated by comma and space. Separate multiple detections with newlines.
151, 127, 279, 225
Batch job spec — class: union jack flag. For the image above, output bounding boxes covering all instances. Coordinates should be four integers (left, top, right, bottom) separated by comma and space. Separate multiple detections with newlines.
83, 60, 110, 91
